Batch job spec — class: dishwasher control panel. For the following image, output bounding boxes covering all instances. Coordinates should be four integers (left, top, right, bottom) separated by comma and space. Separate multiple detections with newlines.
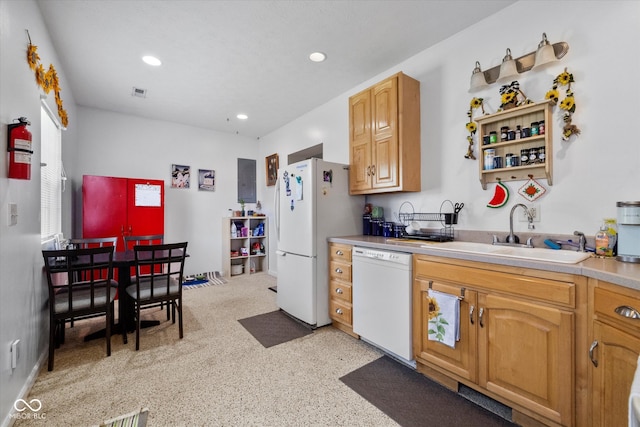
353, 247, 412, 266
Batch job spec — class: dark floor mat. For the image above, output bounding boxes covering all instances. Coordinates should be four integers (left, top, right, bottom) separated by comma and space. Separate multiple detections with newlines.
238, 310, 312, 348
339, 356, 516, 427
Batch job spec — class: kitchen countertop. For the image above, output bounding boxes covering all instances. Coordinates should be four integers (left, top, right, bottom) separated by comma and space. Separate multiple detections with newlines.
328, 235, 640, 291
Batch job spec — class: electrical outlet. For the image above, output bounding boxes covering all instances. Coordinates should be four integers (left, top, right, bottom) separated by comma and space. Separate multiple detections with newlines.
519, 204, 541, 222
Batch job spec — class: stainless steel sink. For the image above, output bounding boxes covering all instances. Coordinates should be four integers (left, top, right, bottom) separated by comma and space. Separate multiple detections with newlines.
433, 241, 592, 264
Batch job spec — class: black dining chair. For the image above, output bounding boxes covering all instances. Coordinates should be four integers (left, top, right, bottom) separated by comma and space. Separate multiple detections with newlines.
42, 245, 120, 371
69, 236, 118, 249
123, 234, 169, 317
123, 234, 164, 250
67, 237, 119, 328
126, 242, 188, 350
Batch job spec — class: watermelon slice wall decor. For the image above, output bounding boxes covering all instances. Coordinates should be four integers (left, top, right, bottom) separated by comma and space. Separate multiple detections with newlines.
487, 181, 509, 208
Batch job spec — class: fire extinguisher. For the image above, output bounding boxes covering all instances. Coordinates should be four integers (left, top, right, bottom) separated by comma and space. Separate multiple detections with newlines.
7, 117, 33, 180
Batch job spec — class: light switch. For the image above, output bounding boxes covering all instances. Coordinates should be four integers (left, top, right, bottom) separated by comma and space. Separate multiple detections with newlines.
8, 203, 18, 226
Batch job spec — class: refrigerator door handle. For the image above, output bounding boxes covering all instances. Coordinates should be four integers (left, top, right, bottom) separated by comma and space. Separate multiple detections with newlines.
274, 176, 280, 242
276, 250, 286, 257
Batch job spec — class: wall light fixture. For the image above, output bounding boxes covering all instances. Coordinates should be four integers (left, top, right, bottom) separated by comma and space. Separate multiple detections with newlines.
469, 33, 569, 92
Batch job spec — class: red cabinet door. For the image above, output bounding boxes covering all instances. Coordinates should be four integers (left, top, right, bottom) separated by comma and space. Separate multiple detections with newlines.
82, 175, 164, 252
82, 175, 128, 250
126, 178, 164, 240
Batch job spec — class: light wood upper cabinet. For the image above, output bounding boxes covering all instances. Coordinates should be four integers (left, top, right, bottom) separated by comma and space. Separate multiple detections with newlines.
349, 72, 421, 195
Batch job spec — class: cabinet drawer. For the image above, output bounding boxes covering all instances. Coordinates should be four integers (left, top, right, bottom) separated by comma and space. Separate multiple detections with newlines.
330, 299, 352, 326
330, 243, 352, 262
415, 257, 575, 308
330, 260, 352, 281
594, 287, 640, 331
330, 280, 352, 303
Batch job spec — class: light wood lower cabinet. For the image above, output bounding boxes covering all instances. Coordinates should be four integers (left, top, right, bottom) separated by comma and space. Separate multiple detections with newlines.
414, 255, 582, 427
589, 280, 640, 427
328, 243, 358, 337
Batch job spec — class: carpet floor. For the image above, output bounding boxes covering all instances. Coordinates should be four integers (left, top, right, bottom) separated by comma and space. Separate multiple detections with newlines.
15, 273, 519, 426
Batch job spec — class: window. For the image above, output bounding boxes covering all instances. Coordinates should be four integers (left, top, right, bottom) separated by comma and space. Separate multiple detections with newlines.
40, 103, 62, 240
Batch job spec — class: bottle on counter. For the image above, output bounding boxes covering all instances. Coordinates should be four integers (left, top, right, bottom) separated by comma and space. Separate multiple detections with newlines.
604, 218, 618, 257
595, 222, 609, 256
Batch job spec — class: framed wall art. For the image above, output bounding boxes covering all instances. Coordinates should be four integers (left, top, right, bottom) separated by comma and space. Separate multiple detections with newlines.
265, 153, 279, 186
198, 169, 215, 191
171, 164, 190, 189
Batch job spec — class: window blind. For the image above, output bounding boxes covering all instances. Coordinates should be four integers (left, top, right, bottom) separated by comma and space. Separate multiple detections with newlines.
40, 103, 62, 240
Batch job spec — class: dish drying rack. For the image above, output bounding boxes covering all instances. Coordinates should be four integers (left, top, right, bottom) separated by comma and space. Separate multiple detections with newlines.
397, 201, 459, 241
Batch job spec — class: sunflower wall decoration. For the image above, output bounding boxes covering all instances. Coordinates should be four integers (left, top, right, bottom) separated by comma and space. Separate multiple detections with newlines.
498, 80, 533, 111
26, 31, 68, 127
464, 97, 484, 159
545, 68, 580, 140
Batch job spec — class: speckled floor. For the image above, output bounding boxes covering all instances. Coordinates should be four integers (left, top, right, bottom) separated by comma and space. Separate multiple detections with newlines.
15, 273, 397, 426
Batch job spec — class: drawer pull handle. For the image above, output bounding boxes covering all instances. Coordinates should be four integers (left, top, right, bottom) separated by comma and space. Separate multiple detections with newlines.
335, 250, 344, 256
614, 305, 640, 319
335, 308, 343, 315
479, 307, 484, 328
335, 288, 343, 294
589, 340, 599, 367
469, 305, 475, 325
335, 268, 343, 274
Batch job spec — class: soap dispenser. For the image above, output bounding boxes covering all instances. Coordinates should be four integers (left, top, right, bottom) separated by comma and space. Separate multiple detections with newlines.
595, 222, 609, 256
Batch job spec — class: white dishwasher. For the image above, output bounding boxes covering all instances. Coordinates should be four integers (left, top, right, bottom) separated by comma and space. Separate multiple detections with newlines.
352, 246, 414, 367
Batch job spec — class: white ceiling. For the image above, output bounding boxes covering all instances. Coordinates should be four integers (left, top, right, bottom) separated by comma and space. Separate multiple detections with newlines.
37, 0, 515, 139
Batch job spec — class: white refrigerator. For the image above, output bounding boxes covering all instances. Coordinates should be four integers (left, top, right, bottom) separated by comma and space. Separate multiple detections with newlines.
275, 158, 362, 327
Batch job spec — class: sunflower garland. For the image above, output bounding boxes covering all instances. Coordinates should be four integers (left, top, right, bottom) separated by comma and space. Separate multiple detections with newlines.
545, 68, 579, 140
25, 31, 68, 127
465, 97, 485, 159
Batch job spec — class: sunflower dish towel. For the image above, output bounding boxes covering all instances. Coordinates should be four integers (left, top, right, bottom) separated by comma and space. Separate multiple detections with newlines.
427, 290, 460, 349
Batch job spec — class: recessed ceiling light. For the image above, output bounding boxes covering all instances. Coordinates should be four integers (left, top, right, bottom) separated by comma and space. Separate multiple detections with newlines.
237, 114, 248, 120
142, 55, 162, 66
309, 52, 326, 62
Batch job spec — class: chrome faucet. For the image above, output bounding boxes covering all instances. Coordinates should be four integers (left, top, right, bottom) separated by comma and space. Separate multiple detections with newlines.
573, 231, 587, 252
493, 203, 534, 248
507, 203, 534, 243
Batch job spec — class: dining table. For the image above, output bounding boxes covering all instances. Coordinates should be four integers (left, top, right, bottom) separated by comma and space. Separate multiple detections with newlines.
85, 249, 189, 343
47, 248, 186, 344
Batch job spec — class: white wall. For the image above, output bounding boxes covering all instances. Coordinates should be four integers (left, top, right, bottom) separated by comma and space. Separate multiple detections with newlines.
74, 107, 261, 276
260, 1, 640, 249
0, 1, 78, 424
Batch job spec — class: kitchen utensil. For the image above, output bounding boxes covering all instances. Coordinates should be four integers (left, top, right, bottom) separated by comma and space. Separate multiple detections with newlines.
454, 203, 464, 214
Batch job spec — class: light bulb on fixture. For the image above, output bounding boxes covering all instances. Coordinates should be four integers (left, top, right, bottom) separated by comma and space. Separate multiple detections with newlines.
532, 33, 558, 70
496, 48, 520, 83
469, 61, 488, 92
